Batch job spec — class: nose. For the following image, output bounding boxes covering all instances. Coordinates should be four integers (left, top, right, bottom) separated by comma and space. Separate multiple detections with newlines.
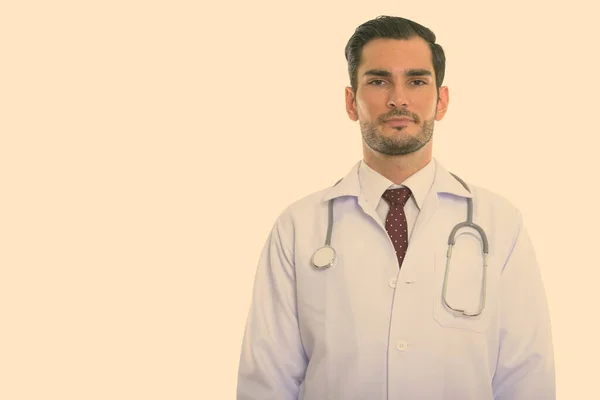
387, 84, 409, 109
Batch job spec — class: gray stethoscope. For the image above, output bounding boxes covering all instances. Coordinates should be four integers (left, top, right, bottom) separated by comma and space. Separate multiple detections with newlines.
311, 173, 489, 317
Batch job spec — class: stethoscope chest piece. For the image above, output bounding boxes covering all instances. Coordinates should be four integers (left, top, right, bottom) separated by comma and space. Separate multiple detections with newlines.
312, 245, 336, 269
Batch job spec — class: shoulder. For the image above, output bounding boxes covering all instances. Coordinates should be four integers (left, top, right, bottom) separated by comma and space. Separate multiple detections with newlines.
463, 181, 526, 251
436, 161, 523, 223
435, 159, 521, 222
469, 182, 521, 216
275, 185, 333, 227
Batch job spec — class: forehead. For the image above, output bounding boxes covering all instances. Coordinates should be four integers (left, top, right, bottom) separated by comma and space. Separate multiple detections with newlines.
358, 37, 433, 74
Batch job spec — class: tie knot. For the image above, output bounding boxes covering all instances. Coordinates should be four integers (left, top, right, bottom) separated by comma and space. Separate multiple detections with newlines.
382, 187, 412, 206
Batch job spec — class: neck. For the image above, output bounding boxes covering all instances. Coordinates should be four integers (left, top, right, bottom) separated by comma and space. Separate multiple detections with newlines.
362, 142, 432, 185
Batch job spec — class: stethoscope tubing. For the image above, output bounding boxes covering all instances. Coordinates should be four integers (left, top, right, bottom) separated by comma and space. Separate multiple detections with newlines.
314, 172, 489, 317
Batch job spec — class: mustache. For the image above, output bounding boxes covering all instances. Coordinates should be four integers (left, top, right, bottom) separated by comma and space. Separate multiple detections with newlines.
378, 109, 420, 124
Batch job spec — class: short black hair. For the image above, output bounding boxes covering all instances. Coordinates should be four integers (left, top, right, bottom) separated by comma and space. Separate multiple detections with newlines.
344, 16, 446, 96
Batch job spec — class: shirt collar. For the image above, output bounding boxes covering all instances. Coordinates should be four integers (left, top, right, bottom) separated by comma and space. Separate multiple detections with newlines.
358, 158, 435, 211
323, 157, 473, 203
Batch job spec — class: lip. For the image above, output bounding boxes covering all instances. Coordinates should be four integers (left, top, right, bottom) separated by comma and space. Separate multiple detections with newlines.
384, 117, 414, 126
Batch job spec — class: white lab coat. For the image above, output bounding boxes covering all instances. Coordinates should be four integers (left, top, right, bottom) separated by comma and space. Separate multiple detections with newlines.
237, 158, 555, 399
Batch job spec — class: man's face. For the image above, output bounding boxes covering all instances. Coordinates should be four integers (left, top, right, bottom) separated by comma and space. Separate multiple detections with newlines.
345, 37, 449, 156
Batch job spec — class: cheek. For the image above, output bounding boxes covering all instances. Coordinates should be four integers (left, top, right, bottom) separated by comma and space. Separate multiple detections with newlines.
413, 98, 438, 119
356, 95, 384, 120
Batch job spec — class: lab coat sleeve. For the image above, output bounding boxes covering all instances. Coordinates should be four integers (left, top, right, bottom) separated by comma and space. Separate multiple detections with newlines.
492, 210, 556, 399
236, 213, 308, 400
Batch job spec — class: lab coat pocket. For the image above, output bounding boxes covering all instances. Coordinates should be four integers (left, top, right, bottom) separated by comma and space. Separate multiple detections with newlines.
432, 249, 501, 333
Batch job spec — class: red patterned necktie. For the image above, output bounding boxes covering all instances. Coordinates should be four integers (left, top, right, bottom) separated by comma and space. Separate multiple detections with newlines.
381, 187, 412, 269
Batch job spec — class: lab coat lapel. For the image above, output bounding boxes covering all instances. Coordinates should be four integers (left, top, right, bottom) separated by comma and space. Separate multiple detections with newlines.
322, 161, 388, 232
410, 186, 440, 244
409, 159, 474, 245
357, 192, 387, 231
322, 162, 361, 201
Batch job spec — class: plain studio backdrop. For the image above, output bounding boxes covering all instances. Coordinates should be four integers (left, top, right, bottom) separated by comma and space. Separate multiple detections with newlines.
1, 1, 598, 399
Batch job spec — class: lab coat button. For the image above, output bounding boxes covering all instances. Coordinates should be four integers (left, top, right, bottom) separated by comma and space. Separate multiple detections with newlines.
396, 340, 408, 351
388, 278, 397, 288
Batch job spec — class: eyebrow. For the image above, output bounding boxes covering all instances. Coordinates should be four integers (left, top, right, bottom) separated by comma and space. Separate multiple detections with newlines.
363, 68, 433, 78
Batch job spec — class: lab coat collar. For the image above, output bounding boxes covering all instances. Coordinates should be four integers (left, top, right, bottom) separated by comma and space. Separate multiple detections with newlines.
323, 157, 473, 202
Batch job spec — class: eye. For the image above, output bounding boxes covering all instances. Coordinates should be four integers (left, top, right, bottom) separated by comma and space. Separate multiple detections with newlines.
368, 79, 387, 86
411, 80, 427, 86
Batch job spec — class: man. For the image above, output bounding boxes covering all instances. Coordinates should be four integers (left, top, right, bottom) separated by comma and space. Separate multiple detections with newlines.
236, 15, 555, 399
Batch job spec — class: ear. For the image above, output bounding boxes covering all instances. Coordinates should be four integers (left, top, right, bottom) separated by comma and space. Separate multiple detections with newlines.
434, 86, 449, 121
345, 86, 358, 121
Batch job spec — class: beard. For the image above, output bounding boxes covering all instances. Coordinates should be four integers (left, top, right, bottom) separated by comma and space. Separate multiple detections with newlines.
360, 110, 435, 156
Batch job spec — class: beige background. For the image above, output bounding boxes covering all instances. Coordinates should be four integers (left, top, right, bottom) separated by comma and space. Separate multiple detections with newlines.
1, 1, 598, 399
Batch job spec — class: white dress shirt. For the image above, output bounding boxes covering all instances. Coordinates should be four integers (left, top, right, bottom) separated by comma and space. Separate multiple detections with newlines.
358, 158, 435, 238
